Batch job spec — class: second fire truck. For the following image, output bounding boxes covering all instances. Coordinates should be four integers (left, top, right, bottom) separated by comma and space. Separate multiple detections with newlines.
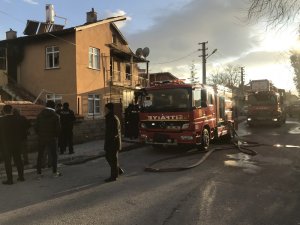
135, 80, 235, 150
246, 79, 286, 126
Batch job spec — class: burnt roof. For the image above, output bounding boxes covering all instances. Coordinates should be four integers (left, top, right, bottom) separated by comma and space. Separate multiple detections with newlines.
0, 15, 126, 45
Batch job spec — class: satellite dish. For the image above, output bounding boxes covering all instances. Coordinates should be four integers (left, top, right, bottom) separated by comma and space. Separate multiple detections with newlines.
136, 48, 143, 57
142, 47, 150, 58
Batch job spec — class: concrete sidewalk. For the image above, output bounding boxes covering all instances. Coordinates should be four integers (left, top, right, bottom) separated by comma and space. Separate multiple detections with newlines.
0, 116, 247, 173
0, 138, 142, 174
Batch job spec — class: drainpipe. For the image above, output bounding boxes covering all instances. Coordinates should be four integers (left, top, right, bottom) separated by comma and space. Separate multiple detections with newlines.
130, 55, 133, 87
146, 60, 149, 87
110, 55, 113, 102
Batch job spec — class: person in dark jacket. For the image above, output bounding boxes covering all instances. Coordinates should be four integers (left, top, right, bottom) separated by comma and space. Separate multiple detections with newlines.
55, 103, 63, 154
57, 102, 76, 154
12, 108, 31, 165
0, 105, 24, 185
35, 100, 61, 177
104, 103, 124, 182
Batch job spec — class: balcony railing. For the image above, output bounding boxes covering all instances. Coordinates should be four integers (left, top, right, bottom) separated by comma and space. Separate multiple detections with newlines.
106, 70, 148, 89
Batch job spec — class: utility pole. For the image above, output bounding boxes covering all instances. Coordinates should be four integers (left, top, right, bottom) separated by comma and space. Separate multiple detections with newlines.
199, 42, 208, 84
240, 66, 245, 95
240, 66, 245, 86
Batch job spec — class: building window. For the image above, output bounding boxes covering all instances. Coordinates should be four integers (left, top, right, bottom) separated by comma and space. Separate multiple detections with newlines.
46, 46, 59, 69
0, 48, 7, 70
89, 47, 100, 70
88, 94, 100, 115
46, 94, 62, 104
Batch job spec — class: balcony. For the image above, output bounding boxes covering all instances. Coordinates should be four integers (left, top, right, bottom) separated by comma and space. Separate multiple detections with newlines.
105, 70, 148, 89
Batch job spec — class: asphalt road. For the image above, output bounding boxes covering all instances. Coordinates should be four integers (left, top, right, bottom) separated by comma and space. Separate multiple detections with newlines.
0, 119, 300, 225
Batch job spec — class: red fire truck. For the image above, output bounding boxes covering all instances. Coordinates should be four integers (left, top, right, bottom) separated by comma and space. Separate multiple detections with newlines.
246, 79, 286, 126
135, 80, 235, 150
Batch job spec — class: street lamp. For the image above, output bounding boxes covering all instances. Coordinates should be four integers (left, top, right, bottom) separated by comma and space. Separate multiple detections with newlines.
207, 48, 218, 59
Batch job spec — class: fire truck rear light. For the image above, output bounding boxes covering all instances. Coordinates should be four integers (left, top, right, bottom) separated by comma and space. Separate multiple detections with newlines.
182, 123, 189, 129
181, 136, 193, 140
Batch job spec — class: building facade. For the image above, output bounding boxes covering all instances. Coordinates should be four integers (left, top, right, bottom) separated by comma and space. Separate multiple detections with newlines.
0, 9, 147, 118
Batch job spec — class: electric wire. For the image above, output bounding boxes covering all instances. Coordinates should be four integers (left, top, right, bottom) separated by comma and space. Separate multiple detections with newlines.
151, 50, 198, 65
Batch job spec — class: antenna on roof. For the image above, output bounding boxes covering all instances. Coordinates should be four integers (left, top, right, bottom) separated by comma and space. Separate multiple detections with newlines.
142, 47, 150, 58
135, 48, 143, 57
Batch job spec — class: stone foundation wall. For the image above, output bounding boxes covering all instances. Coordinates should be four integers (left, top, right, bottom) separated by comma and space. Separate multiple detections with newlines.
27, 118, 105, 153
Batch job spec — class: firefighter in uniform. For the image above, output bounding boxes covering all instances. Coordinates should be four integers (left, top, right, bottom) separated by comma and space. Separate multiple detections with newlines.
58, 102, 76, 154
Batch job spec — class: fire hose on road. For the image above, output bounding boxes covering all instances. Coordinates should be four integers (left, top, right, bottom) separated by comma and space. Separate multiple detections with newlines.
144, 131, 260, 173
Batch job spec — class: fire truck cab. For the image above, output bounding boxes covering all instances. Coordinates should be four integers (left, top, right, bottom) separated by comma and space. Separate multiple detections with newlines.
246, 79, 286, 126
136, 80, 235, 150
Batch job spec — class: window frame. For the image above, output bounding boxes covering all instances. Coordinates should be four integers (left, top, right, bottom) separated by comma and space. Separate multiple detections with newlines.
89, 47, 100, 70
45, 46, 60, 69
88, 94, 100, 115
45, 94, 62, 104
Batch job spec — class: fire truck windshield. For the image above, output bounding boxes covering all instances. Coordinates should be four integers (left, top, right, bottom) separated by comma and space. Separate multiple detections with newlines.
141, 88, 191, 112
248, 93, 278, 106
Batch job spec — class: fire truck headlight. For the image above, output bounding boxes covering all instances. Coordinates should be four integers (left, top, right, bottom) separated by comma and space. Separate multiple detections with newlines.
247, 117, 252, 121
182, 123, 189, 129
140, 123, 146, 129
272, 118, 278, 121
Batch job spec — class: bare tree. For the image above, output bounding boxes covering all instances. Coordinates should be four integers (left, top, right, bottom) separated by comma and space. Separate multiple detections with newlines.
188, 62, 199, 84
208, 64, 241, 88
247, 0, 300, 26
290, 51, 300, 95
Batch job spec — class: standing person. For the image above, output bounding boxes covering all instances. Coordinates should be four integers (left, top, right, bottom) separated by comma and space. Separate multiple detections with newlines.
55, 103, 62, 113
0, 105, 24, 185
124, 103, 133, 138
104, 103, 124, 182
55, 103, 63, 154
59, 102, 76, 154
35, 100, 61, 177
12, 108, 31, 165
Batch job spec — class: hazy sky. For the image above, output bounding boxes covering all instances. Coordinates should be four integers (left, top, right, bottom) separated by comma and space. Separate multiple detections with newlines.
1, 0, 299, 94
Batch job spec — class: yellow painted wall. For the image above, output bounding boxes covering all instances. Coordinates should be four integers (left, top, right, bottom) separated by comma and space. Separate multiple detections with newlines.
20, 33, 77, 111
0, 70, 8, 87
18, 22, 141, 117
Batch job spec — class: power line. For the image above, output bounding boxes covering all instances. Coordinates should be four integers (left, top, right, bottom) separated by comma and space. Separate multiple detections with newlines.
151, 50, 198, 65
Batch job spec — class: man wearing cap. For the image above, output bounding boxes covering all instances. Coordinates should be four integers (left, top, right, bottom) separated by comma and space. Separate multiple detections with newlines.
104, 102, 124, 182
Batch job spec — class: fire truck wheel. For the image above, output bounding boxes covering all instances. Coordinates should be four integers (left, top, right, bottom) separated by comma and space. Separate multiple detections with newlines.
198, 128, 210, 151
